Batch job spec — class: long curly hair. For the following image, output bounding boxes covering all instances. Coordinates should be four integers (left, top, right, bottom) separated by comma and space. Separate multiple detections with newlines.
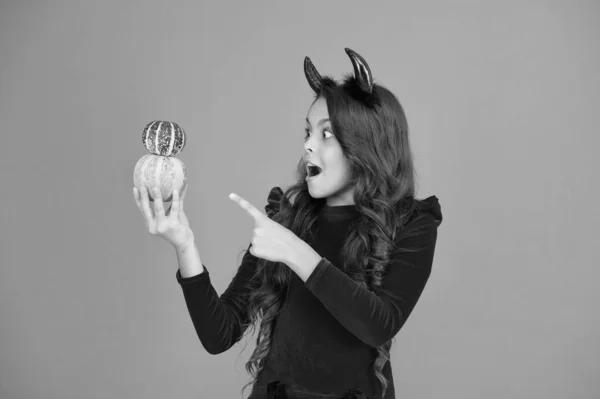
237, 75, 421, 399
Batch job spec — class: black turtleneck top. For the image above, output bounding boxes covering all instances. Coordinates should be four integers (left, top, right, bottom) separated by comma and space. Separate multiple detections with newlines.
175, 187, 443, 399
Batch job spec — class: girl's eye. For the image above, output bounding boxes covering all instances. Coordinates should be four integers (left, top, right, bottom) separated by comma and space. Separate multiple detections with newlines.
304, 129, 334, 140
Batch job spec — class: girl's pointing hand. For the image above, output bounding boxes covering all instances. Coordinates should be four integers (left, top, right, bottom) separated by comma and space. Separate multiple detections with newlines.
229, 192, 299, 265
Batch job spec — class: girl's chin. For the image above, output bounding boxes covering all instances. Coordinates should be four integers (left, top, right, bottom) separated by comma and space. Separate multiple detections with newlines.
306, 170, 324, 183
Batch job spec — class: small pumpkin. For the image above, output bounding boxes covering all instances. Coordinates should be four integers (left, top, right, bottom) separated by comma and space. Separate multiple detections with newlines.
142, 120, 187, 156
133, 154, 187, 202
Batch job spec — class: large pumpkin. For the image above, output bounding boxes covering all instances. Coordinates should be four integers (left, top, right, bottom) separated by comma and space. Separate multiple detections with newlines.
133, 154, 187, 202
142, 120, 186, 157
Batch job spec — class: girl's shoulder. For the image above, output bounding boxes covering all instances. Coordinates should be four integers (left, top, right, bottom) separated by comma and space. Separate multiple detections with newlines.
265, 186, 285, 219
399, 195, 443, 228
263, 186, 442, 228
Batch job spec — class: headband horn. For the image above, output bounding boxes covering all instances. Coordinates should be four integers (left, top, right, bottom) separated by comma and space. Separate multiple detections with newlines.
345, 48, 373, 94
304, 56, 323, 93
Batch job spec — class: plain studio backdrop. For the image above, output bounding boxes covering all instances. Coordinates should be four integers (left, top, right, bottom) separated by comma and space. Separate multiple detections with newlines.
1, 1, 598, 398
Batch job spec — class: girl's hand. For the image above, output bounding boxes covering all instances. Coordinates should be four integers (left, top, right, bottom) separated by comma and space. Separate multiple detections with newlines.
229, 192, 301, 265
134, 185, 195, 251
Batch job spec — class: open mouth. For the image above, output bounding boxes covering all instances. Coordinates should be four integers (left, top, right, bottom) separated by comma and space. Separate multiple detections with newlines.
307, 165, 322, 177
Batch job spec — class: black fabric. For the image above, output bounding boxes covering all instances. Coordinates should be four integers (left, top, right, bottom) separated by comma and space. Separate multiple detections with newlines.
266, 380, 368, 399
176, 187, 442, 399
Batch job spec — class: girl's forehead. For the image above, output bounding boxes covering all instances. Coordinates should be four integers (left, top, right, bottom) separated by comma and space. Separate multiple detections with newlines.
306, 97, 329, 122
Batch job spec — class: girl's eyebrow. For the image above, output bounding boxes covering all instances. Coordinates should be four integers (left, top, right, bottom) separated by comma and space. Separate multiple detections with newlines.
305, 118, 330, 126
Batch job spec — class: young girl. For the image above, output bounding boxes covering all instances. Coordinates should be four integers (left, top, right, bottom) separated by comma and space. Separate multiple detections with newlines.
133, 48, 442, 399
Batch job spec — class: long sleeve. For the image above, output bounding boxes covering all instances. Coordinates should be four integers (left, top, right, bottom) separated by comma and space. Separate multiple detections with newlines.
303, 212, 439, 348
175, 243, 259, 355
175, 186, 283, 355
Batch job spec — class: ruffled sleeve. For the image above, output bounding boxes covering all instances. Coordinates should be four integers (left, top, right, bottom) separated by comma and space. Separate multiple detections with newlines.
265, 186, 284, 219
415, 195, 442, 227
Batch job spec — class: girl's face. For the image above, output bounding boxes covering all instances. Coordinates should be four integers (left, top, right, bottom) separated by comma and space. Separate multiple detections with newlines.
304, 97, 355, 206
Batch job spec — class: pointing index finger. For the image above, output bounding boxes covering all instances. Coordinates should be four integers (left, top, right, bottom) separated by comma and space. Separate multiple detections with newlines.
229, 193, 263, 221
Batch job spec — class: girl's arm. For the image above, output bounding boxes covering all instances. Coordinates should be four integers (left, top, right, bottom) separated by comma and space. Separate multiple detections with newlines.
176, 240, 204, 278
302, 213, 440, 348
175, 187, 282, 355
176, 243, 258, 355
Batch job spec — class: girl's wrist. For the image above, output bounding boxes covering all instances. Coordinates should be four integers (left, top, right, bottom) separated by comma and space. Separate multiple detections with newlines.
176, 234, 195, 254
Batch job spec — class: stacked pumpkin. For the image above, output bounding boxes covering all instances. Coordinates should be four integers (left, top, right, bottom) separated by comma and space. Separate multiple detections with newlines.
133, 121, 188, 202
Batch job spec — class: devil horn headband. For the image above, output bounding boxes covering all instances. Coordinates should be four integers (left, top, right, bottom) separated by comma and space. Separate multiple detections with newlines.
303, 56, 324, 93
303, 47, 374, 94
